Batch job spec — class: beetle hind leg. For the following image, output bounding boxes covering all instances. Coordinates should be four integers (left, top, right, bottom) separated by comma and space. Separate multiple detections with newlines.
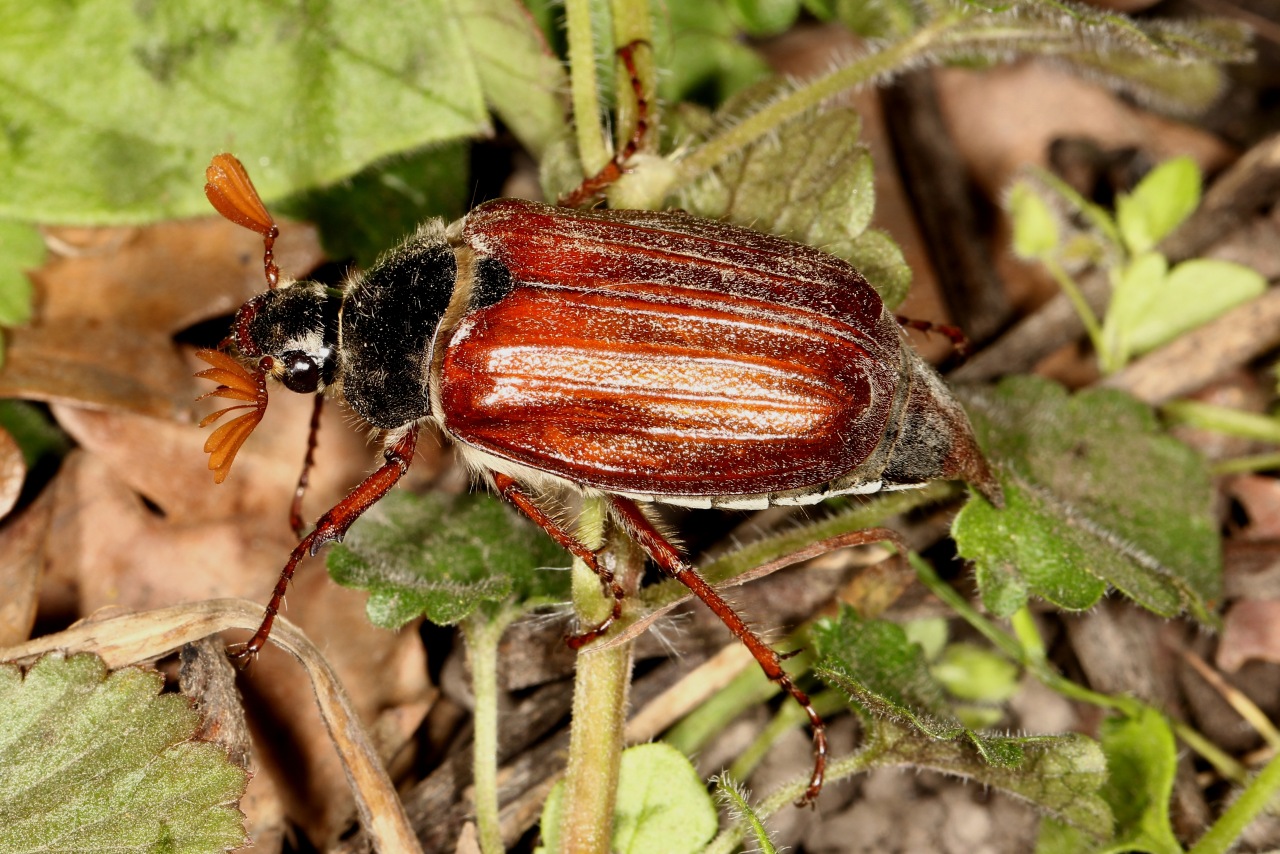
608, 495, 829, 806
490, 473, 625, 647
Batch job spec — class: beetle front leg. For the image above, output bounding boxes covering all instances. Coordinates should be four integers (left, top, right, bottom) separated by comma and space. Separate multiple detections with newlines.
233, 425, 420, 660
489, 473, 625, 648
289, 394, 325, 539
608, 495, 830, 806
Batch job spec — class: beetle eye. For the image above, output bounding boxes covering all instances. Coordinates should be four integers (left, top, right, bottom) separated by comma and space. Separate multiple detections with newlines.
280, 351, 320, 393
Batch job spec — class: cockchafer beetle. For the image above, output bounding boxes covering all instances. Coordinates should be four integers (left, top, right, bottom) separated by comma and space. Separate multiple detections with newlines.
196, 150, 1002, 807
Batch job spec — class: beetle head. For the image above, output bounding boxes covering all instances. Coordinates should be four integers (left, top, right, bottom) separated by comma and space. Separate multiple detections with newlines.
232, 281, 342, 394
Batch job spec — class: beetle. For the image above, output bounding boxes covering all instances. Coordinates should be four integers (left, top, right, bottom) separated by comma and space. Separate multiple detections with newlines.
197, 152, 1002, 806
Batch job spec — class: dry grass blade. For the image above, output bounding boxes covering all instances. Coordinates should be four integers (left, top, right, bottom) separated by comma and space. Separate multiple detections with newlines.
195, 348, 267, 483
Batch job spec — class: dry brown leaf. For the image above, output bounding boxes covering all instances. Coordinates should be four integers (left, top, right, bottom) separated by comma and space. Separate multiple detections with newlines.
0, 484, 52, 645
0, 219, 323, 417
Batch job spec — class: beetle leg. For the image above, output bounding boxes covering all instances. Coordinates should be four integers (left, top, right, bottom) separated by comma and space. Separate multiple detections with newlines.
489, 473, 625, 648
558, 40, 652, 209
289, 394, 325, 539
232, 425, 420, 661
608, 495, 829, 806
895, 314, 971, 358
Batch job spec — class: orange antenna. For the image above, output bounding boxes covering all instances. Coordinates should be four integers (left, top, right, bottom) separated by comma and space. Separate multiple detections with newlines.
205, 153, 280, 288
195, 348, 270, 483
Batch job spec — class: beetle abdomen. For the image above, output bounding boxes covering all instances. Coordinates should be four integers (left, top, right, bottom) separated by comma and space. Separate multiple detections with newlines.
438, 283, 897, 496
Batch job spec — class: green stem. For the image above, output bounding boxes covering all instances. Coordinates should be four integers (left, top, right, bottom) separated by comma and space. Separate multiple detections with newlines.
560, 499, 637, 853
1190, 750, 1280, 854
462, 607, 523, 854
565, 0, 608, 176
705, 745, 884, 854
1163, 400, 1280, 444
1212, 452, 1280, 476
1043, 257, 1107, 366
915, 561, 1248, 781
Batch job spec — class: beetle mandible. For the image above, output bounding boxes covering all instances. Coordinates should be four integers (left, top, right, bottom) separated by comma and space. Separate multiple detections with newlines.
197, 150, 1002, 807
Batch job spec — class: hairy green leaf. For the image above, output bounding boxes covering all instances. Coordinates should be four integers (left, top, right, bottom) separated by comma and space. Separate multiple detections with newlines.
0, 400, 70, 469
0, 0, 490, 223
812, 607, 1023, 765
677, 104, 910, 306
0, 654, 247, 854
875, 718, 1112, 836
327, 490, 571, 628
953, 377, 1221, 623
1036, 708, 1181, 853
813, 608, 1110, 834
935, 2, 1252, 116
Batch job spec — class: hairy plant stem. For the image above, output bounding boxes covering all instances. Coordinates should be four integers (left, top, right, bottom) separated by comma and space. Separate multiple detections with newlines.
462, 606, 523, 854
560, 499, 639, 853
565, 0, 608, 176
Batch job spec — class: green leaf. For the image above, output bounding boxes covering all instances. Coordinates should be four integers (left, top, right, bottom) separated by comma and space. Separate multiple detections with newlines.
327, 490, 571, 629
1116, 157, 1201, 255
652, 0, 771, 106
877, 718, 1112, 836
727, 0, 801, 38
0, 222, 41, 327
1009, 180, 1060, 261
613, 744, 718, 853
281, 142, 472, 269
953, 377, 1221, 623
834, 0, 918, 39
1104, 250, 1169, 370
812, 608, 1110, 835
537, 744, 718, 854
0, 0, 490, 224
938, 5, 1251, 117
0, 653, 247, 854
677, 104, 910, 306
932, 642, 1020, 704
1113, 258, 1266, 360
1098, 709, 1181, 853
455, 0, 570, 159
1036, 708, 1182, 853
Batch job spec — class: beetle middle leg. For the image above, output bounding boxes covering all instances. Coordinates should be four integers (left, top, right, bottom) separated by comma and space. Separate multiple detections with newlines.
489, 473, 626, 647
895, 314, 971, 357
558, 40, 652, 209
232, 425, 420, 660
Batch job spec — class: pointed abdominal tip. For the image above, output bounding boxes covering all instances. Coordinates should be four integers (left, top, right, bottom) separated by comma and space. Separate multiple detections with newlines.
195, 348, 268, 483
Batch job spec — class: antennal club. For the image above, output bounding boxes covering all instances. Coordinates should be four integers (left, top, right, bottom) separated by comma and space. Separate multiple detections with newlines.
205, 153, 280, 288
